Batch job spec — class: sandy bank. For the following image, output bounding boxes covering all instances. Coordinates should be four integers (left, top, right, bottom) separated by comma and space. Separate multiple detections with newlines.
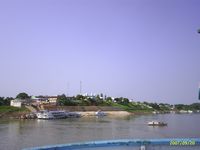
79, 111, 131, 117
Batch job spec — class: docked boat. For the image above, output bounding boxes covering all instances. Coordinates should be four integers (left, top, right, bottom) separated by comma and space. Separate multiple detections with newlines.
36, 110, 67, 119
187, 110, 193, 113
148, 121, 167, 126
66, 112, 81, 118
95, 110, 107, 116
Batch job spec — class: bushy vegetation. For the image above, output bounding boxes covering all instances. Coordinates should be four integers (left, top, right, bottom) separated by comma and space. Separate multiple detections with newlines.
56, 93, 200, 112
0, 92, 30, 106
175, 103, 200, 111
0, 97, 13, 106
16, 92, 30, 99
1, 92, 200, 113
111, 102, 152, 112
57, 94, 154, 112
57, 94, 109, 106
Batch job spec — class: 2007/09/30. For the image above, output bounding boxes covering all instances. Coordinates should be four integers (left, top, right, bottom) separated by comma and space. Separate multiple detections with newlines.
170, 140, 196, 146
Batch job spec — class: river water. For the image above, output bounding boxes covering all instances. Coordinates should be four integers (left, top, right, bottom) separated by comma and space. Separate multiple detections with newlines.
0, 113, 200, 150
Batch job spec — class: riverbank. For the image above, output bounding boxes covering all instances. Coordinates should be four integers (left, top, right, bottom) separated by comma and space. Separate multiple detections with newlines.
0, 111, 152, 120
0, 110, 132, 119
0, 106, 30, 119
79, 111, 131, 117
0, 105, 154, 119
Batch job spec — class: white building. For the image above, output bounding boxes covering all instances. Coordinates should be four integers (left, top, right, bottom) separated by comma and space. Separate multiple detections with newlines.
10, 99, 30, 107
10, 99, 23, 107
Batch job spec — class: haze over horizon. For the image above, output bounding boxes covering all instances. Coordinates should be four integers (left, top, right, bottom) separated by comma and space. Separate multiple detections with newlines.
0, 0, 200, 104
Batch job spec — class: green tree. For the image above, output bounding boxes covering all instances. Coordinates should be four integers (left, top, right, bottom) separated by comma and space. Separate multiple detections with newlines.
79, 99, 91, 106
0, 97, 13, 106
76, 94, 85, 100
114, 97, 123, 104
87, 97, 96, 105
57, 94, 77, 106
122, 98, 129, 105
106, 97, 112, 102
114, 97, 129, 105
189, 103, 200, 110
95, 95, 103, 105
149, 103, 161, 110
0, 97, 4, 106
57, 94, 67, 106
4, 97, 13, 105
175, 104, 186, 110
16, 92, 30, 99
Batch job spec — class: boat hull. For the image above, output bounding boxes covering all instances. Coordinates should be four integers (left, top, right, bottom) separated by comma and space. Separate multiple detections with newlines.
36, 110, 66, 119
148, 121, 167, 126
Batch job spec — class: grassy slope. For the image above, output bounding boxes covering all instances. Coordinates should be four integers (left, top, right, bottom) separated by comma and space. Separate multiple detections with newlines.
111, 102, 153, 113
0, 106, 29, 113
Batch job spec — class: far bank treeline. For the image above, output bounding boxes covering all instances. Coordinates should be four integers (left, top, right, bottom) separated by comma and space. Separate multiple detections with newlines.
1, 92, 200, 112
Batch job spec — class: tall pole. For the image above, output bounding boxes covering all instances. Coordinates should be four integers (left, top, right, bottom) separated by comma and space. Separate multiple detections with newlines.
80, 81, 82, 95
199, 83, 200, 100
67, 82, 69, 96
198, 29, 200, 100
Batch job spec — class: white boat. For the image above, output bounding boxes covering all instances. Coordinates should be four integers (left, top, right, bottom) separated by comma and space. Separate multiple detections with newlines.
179, 110, 188, 113
95, 110, 107, 116
152, 111, 159, 114
148, 121, 167, 126
36, 110, 67, 119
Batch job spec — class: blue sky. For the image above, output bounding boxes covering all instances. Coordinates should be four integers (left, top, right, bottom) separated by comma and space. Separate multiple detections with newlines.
0, 0, 200, 104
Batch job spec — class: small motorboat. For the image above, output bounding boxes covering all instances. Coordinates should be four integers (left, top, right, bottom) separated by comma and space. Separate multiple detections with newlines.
148, 121, 167, 126
95, 110, 107, 116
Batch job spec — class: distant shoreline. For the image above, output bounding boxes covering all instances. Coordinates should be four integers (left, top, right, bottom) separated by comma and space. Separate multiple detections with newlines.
0, 110, 153, 119
0, 110, 132, 119
0, 105, 199, 120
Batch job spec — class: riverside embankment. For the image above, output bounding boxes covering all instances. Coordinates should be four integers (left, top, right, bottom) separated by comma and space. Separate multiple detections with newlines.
0, 105, 151, 119
42, 105, 132, 117
0, 106, 29, 118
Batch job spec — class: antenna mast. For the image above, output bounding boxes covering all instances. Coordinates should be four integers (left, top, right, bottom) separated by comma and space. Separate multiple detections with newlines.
199, 83, 200, 100
80, 81, 82, 94
67, 82, 69, 96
